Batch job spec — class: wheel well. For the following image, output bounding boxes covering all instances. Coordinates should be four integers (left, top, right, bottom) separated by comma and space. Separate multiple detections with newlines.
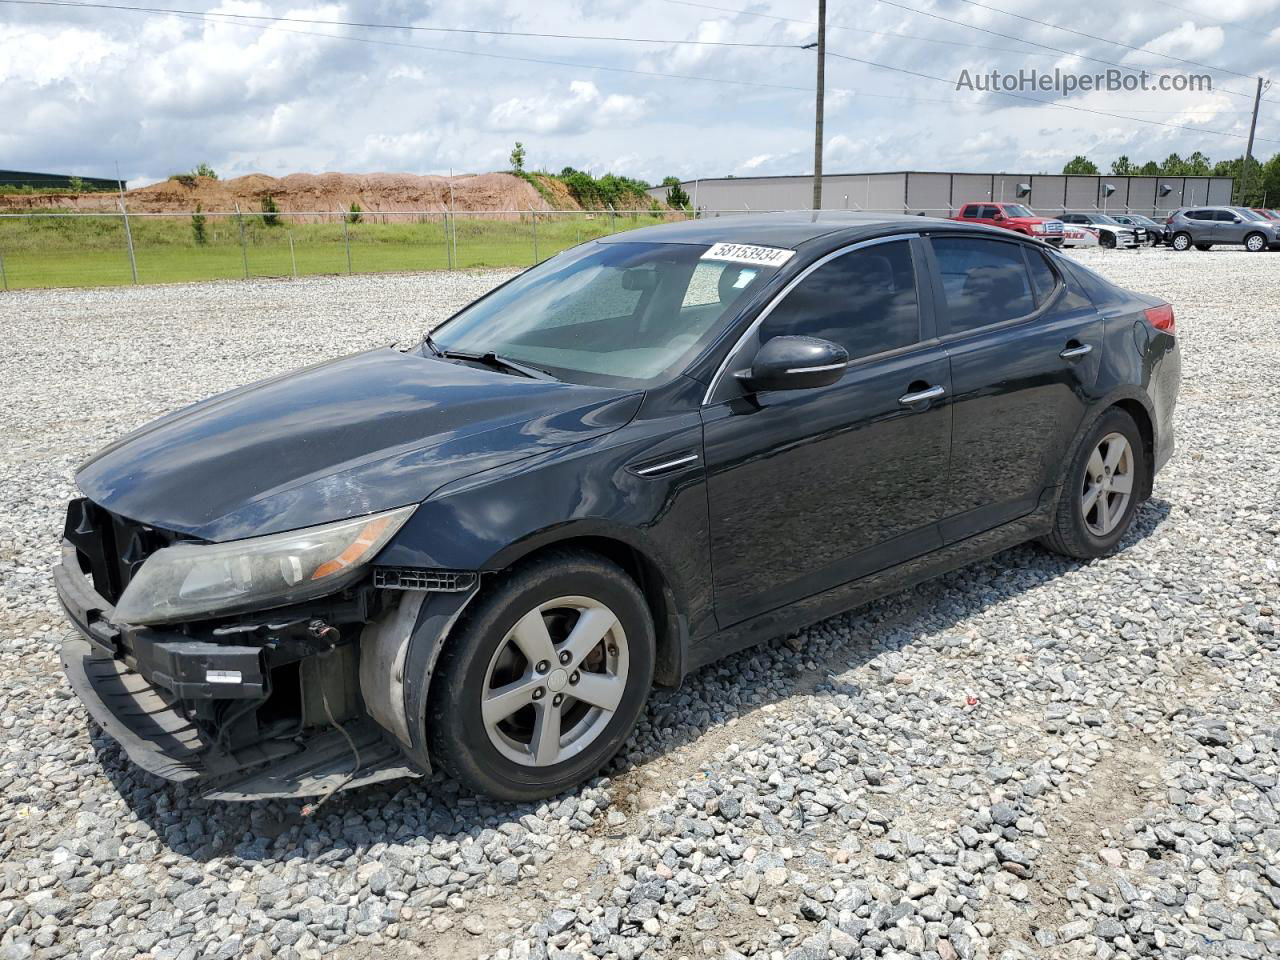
1112, 399, 1155, 500
487, 536, 685, 688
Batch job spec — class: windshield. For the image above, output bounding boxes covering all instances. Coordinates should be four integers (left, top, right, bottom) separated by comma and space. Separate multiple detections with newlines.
1235, 208, 1267, 220
431, 240, 781, 387
1092, 214, 1123, 226
1002, 204, 1035, 218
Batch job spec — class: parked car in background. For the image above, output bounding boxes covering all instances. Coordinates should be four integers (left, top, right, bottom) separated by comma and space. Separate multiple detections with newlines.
55, 213, 1181, 802
1166, 207, 1280, 252
1058, 213, 1143, 248
1111, 213, 1168, 246
1059, 223, 1101, 248
951, 202, 1065, 246
1251, 208, 1280, 223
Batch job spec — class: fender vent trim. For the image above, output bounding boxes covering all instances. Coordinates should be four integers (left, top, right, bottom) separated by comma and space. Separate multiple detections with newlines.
373, 568, 478, 592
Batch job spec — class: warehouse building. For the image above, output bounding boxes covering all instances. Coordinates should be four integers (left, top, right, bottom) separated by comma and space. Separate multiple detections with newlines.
648, 171, 1235, 218
0, 169, 123, 191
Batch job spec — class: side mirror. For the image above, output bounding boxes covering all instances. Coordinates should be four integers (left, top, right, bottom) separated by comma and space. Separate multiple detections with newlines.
735, 336, 848, 393
992, 212, 1005, 221
1233, 216, 1243, 223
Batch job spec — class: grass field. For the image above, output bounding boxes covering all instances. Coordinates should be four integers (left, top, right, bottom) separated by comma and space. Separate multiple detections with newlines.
0, 211, 670, 289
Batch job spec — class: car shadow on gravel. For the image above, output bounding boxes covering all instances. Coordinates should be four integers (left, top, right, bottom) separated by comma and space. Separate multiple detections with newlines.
89, 497, 1172, 864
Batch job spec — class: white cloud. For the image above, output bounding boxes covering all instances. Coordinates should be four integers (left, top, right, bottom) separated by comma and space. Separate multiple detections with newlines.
487, 80, 647, 135
0, 0, 1276, 188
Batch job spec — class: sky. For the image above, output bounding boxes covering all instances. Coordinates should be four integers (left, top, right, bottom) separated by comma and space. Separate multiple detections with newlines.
1, 0, 1278, 187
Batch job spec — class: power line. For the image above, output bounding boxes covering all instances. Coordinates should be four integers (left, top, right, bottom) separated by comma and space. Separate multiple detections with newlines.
663, 0, 1065, 59
947, 0, 1258, 81
1, 0, 815, 92
824, 49, 1279, 143
873, 0, 1267, 105
0, 0, 802, 48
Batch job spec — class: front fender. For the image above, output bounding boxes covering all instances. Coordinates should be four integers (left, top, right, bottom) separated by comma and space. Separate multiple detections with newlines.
376, 411, 715, 642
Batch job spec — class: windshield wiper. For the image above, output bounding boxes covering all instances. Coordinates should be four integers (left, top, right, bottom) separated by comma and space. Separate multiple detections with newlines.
441, 349, 558, 382
422, 332, 445, 358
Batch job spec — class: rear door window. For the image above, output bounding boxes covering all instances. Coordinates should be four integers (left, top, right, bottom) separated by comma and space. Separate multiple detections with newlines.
961, 206, 980, 218
758, 240, 920, 362
930, 236, 1036, 333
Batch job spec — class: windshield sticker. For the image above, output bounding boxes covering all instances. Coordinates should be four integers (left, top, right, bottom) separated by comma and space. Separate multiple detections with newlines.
701, 242, 796, 267
732, 268, 758, 289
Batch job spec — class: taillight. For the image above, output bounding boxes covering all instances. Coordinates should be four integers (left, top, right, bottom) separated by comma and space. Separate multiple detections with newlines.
1145, 303, 1175, 334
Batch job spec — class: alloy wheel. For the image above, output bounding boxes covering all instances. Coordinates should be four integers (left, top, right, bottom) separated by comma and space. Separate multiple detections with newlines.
1246, 234, 1266, 252
1172, 234, 1190, 251
481, 596, 628, 767
1081, 432, 1134, 537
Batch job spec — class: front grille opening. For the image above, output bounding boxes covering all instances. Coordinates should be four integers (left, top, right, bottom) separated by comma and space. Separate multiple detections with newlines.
63, 498, 185, 604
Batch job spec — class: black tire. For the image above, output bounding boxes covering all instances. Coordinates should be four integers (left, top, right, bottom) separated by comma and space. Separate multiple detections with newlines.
1171, 232, 1192, 251
427, 550, 654, 801
1100, 232, 1116, 249
1041, 408, 1147, 560
1244, 232, 1268, 253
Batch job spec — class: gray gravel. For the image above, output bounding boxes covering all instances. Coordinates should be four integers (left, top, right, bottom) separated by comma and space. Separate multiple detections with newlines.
1, 249, 1278, 960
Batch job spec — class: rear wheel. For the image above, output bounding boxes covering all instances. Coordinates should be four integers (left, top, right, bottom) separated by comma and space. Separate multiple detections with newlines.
427, 551, 654, 801
1171, 232, 1192, 251
1042, 409, 1146, 560
1244, 232, 1267, 252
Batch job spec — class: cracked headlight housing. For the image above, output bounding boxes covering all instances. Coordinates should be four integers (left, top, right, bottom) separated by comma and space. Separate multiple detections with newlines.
114, 506, 416, 625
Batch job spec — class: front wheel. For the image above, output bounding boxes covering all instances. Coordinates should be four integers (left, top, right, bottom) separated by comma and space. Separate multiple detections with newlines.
1100, 233, 1116, 249
1244, 232, 1268, 252
1042, 409, 1147, 560
427, 551, 654, 801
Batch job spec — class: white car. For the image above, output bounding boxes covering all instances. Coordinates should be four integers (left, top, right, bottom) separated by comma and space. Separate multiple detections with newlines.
1058, 213, 1143, 249
1059, 224, 1100, 248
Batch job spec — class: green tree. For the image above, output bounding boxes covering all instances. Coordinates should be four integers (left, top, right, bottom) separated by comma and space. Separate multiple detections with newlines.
1110, 156, 1134, 176
509, 142, 526, 174
191, 202, 207, 245
194, 162, 218, 180
662, 176, 691, 209
260, 195, 281, 226
1185, 151, 1211, 175
1138, 160, 1161, 176
1256, 152, 1280, 208
1062, 155, 1099, 175
67, 175, 86, 193
1160, 153, 1187, 175
346, 202, 363, 224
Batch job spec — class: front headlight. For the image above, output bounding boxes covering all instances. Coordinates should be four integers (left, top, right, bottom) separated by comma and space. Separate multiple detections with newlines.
1031, 223, 1047, 233
114, 505, 416, 625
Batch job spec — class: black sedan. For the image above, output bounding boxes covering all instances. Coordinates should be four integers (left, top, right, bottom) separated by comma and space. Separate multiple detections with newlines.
55, 214, 1181, 802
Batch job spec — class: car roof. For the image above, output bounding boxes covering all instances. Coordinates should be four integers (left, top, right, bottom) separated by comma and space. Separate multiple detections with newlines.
595, 212, 1002, 248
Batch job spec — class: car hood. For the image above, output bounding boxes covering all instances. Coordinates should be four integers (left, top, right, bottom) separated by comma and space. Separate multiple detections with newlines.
77, 347, 642, 541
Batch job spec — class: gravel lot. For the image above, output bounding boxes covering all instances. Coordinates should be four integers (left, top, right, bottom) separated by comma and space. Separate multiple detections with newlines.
1, 249, 1277, 960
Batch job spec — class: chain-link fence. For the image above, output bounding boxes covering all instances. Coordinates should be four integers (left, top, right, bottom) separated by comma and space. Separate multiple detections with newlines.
0, 208, 694, 291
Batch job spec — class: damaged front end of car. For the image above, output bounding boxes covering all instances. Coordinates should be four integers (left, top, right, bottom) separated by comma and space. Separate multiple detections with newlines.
54, 497, 477, 802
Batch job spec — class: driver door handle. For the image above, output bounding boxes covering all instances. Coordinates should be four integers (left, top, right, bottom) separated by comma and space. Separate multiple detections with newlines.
898, 384, 946, 408
1060, 343, 1093, 360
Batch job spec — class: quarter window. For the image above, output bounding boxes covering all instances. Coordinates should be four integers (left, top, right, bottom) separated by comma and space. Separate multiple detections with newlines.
931, 236, 1036, 332
1025, 248, 1059, 306
758, 240, 920, 362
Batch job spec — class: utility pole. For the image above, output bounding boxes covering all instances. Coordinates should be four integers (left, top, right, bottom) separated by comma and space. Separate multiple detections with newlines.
1240, 77, 1267, 204
810, 0, 826, 211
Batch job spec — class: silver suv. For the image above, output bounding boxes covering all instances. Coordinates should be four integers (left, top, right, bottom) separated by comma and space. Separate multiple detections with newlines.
1166, 206, 1280, 252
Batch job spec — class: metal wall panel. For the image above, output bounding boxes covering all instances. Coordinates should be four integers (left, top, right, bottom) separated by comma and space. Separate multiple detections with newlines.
1065, 177, 1099, 211
1207, 178, 1234, 205
646, 172, 1236, 217
1029, 176, 1066, 214
951, 174, 994, 206
904, 173, 951, 215
1126, 177, 1159, 216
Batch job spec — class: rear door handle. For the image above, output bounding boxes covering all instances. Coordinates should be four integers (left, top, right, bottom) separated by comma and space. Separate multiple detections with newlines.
898, 384, 946, 407
1060, 343, 1093, 360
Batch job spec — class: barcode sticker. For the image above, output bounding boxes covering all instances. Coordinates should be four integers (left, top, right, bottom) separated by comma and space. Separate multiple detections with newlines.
700, 242, 796, 267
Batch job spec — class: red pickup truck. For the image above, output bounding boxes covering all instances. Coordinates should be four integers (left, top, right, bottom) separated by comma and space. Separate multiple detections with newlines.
951, 202, 1065, 246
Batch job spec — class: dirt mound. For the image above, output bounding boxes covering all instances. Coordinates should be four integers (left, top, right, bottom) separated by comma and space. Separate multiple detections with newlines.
0, 172, 566, 219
